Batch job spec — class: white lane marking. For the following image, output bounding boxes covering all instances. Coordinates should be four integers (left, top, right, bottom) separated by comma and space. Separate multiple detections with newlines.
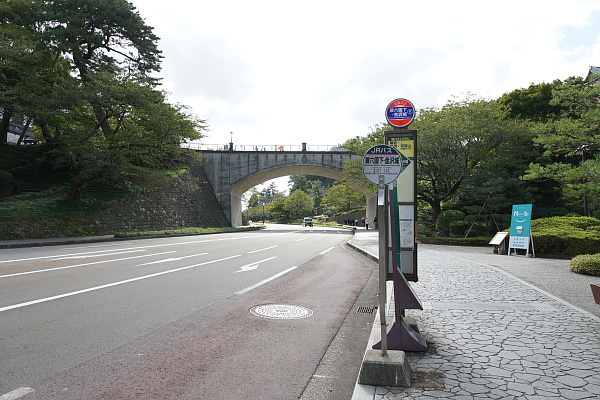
295, 237, 308, 242
319, 247, 335, 255
237, 264, 258, 272
235, 267, 297, 295
234, 257, 276, 273
0, 387, 35, 400
137, 253, 208, 266
0, 233, 291, 265
247, 245, 278, 254
0, 248, 156, 264
0, 252, 177, 279
53, 249, 145, 260
0, 255, 242, 313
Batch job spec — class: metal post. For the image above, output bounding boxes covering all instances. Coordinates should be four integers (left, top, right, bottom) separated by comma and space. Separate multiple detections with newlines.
378, 175, 388, 355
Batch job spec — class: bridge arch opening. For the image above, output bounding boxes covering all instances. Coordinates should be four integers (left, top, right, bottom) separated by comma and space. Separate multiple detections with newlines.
231, 165, 346, 227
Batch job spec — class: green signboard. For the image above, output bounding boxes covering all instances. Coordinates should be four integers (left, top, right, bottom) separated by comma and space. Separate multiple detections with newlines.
509, 204, 533, 254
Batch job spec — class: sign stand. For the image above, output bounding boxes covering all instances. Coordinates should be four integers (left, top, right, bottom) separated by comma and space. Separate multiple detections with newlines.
363, 146, 405, 356
372, 188, 427, 352
377, 176, 388, 354
508, 204, 534, 257
362, 99, 426, 355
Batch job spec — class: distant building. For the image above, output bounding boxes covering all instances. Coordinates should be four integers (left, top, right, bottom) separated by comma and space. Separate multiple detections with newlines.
1, 113, 36, 144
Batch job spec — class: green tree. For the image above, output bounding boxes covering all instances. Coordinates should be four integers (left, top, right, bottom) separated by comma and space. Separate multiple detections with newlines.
260, 182, 279, 203
0, 0, 72, 143
284, 189, 313, 218
2, 0, 205, 202
308, 180, 326, 214
412, 96, 531, 222
321, 183, 364, 214
523, 75, 600, 215
497, 81, 564, 122
289, 175, 310, 193
270, 197, 289, 219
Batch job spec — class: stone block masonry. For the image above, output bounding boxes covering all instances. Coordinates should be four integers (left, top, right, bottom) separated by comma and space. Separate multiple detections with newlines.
93, 163, 229, 233
2, 162, 229, 239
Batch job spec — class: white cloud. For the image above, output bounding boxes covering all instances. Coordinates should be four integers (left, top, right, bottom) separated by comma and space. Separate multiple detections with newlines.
132, 0, 600, 149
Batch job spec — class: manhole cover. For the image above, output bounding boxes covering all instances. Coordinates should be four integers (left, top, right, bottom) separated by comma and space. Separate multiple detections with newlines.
250, 304, 313, 319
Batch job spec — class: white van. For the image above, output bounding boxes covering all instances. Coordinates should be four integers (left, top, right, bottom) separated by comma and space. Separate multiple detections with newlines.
303, 217, 313, 227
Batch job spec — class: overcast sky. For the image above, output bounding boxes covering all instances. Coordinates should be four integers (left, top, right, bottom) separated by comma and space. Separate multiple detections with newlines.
130, 0, 600, 191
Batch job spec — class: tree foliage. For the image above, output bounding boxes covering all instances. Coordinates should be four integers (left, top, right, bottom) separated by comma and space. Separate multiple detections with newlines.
321, 183, 364, 214
1, 0, 206, 203
411, 96, 532, 221
523, 75, 600, 216
284, 189, 313, 218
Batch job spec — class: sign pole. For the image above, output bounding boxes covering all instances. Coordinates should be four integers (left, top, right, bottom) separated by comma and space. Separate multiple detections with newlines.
378, 175, 388, 355
362, 143, 408, 356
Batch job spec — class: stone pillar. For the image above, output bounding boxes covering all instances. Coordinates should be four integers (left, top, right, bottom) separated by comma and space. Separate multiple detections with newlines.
366, 192, 377, 228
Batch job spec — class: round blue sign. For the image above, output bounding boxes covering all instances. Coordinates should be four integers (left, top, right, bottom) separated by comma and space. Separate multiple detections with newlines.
386, 98, 415, 128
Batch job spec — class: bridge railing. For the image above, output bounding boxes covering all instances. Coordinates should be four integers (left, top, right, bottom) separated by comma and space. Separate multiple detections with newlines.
181, 143, 347, 152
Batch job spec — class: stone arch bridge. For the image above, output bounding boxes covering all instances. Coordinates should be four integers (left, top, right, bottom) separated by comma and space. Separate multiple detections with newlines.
194, 144, 362, 226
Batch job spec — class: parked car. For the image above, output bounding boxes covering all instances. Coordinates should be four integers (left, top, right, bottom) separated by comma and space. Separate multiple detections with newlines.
303, 217, 313, 227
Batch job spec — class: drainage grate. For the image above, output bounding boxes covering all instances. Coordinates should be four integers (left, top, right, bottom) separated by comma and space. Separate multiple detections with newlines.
356, 306, 377, 314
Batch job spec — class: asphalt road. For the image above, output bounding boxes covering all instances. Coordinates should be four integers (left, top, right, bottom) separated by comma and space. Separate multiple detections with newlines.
0, 224, 376, 399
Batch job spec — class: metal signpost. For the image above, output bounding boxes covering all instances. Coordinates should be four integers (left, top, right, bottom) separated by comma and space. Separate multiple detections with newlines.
363, 144, 405, 355
362, 98, 426, 355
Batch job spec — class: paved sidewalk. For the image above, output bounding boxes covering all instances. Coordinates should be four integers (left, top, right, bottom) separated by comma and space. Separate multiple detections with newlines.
348, 229, 600, 400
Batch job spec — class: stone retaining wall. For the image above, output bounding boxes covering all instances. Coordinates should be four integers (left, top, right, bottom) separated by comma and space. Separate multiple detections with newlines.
93, 163, 229, 233
2, 163, 229, 239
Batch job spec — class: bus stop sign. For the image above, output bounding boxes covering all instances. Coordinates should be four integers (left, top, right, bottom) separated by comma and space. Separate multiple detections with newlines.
386, 98, 415, 128
362, 144, 410, 185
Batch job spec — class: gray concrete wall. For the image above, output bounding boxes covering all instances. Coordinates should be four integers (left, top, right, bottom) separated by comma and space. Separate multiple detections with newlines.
199, 150, 361, 226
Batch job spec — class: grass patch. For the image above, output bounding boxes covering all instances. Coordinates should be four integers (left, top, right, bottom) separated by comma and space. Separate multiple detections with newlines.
114, 226, 261, 238
0, 167, 186, 222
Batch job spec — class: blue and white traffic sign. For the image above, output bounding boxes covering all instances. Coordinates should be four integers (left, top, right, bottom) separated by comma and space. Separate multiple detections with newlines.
386, 98, 415, 128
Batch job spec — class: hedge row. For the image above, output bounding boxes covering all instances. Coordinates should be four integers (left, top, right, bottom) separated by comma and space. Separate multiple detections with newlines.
418, 236, 491, 247
531, 217, 600, 256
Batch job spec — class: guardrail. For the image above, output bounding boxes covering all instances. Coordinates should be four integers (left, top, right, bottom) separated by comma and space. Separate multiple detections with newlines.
181, 143, 347, 152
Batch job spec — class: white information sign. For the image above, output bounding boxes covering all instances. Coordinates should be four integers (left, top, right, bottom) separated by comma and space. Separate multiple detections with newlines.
362, 144, 410, 185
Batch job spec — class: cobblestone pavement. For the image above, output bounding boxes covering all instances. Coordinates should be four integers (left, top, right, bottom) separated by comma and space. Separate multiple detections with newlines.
349, 231, 600, 400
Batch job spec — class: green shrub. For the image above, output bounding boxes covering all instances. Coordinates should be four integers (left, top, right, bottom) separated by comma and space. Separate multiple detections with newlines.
570, 254, 600, 276
449, 220, 469, 237
530, 216, 600, 255
436, 210, 465, 230
418, 223, 433, 237
0, 169, 12, 195
418, 236, 491, 247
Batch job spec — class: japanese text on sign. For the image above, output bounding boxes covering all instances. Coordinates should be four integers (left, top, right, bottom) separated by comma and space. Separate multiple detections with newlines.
388, 107, 414, 119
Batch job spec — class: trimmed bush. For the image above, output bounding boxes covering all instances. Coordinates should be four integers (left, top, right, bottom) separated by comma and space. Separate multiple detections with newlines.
436, 210, 465, 230
418, 223, 433, 237
531, 217, 600, 255
449, 220, 469, 237
570, 254, 600, 276
419, 236, 491, 247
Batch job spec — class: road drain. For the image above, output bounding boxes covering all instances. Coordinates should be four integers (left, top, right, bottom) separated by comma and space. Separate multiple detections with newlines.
356, 306, 377, 314
250, 304, 313, 319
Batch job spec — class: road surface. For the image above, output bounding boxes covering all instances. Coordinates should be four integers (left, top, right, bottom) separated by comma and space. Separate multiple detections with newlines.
0, 224, 375, 399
